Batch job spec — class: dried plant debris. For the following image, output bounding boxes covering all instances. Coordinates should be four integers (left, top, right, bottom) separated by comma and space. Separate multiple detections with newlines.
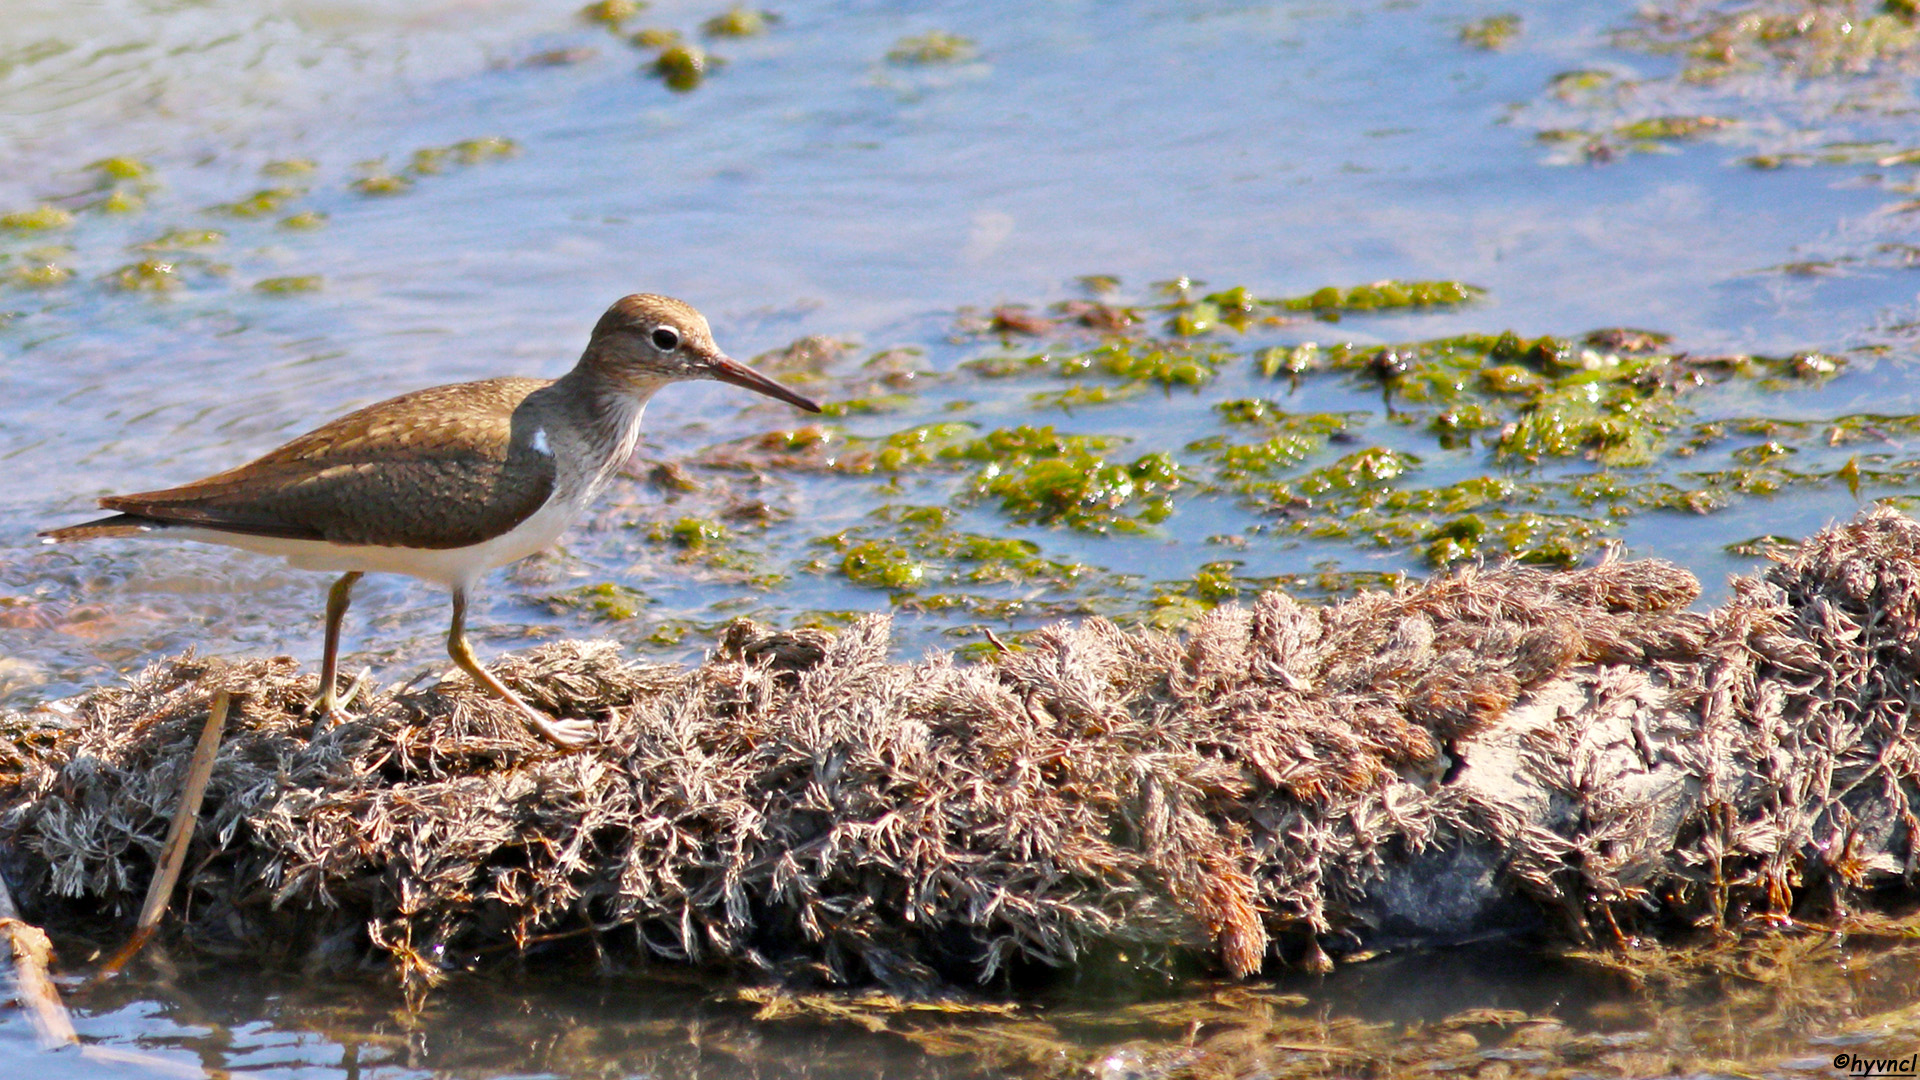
10, 507, 1920, 999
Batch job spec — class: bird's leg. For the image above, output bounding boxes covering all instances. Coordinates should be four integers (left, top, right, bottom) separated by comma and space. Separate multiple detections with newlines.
309, 571, 364, 720
446, 587, 596, 750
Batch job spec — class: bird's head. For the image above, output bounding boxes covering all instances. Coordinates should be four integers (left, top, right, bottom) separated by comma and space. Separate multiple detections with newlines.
580, 293, 820, 412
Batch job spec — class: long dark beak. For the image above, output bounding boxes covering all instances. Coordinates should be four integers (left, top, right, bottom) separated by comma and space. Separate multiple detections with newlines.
708, 354, 822, 413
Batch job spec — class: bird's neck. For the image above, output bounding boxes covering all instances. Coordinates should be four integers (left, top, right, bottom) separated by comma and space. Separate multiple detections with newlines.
543, 368, 662, 499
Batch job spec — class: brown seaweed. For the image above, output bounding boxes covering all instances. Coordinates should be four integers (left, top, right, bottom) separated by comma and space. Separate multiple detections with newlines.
6, 507, 1920, 1000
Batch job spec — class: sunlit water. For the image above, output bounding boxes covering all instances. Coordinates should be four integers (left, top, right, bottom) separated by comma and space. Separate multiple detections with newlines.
3, 0, 1920, 1074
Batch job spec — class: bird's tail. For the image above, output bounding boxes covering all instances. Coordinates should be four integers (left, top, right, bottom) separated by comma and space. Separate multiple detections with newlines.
38, 515, 159, 543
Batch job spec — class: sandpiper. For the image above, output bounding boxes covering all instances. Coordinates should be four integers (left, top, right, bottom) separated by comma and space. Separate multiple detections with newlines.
42, 294, 820, 749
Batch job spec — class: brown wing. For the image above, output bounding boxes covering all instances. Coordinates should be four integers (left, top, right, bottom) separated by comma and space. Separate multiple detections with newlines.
97, 377, 560, 550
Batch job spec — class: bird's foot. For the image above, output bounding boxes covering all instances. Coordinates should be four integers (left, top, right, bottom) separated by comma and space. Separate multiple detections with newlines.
307, 669, 369, 727
305, 664, 368, 737
522, 710, 599, 751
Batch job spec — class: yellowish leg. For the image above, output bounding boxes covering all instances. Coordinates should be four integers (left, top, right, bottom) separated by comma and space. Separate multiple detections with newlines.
310, 571, 363, 720
447, 587, 596, 750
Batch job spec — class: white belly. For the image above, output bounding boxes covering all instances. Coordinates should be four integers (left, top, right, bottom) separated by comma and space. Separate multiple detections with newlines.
171, 493, 582, 590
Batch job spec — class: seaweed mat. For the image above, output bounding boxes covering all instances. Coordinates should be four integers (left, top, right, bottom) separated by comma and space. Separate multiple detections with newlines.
5, 507, 1919, 996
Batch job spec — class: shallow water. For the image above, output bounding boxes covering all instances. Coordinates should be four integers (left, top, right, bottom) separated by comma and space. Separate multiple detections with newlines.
5, 0, 1920, 1074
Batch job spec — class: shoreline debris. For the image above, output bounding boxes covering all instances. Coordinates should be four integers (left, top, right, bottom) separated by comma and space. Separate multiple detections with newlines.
6, 507, 1920, 997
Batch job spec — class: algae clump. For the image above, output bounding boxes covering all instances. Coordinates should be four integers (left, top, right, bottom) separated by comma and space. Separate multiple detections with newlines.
888, 32, 977, 64
654, 44, 712, 91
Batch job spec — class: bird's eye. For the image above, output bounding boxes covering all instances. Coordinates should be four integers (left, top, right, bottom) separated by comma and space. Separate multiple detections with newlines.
650, 327, 681, 351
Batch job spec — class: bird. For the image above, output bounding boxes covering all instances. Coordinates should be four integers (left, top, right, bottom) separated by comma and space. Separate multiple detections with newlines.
40, 293, 821, 749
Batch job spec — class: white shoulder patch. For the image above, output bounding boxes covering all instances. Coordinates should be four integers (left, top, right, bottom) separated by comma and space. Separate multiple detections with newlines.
530, 427, 551, 456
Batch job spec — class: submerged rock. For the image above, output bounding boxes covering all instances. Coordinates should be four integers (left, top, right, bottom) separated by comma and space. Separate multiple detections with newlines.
5, 507, 1920, 996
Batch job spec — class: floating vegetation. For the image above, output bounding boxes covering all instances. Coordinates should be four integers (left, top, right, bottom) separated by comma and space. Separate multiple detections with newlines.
630, 27, 682, 48
653, 44, 712, 91
1275, 279, 1482, 317
1459, 13, 1522, 49
214, 187, 304, 218
547, 582, 651, 621
100, 259, 182, 292
0, 206, 73, 232
94, 190, 142, 214
580, 0, 642, 26
351, 173, 412, 196
888, 31, 978, 65
135, 229, 223, 251
6, 261, 70, 288
668, 273, 1888, 629
254, 275, 321, 294
809, 505, 1092, 599
967, 438, 1181, 534
1614, 115, 1734, 141
649, 515, 729, 549
1619, 0, 1920, 82
702, 7, 771, 37
1512, 0, 1920, 175
34, 133, 494, 311
88, 156, 148, 180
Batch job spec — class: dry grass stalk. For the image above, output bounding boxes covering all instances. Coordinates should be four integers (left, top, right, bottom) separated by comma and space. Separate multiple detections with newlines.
94, 690, 230, 981
5, 507, 1920, 997
0, 869, 77, 1050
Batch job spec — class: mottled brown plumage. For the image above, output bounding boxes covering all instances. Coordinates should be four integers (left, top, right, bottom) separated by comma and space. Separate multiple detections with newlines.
67, 378, 557, 549
41, 293, 821, 749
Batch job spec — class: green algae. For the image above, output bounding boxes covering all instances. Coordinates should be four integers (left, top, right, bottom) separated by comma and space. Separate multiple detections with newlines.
1616, 116, 1734, 141
1255, 343, 1322, 377
88, 157, 148, 180
960, 353, 1050, 379
809, 504, 1093, 600
408, 148, 452, 175
5, 261, 70, 289
837, 539, 926, 589
1, 206, 73, 232
702, 7, 771, 37
654, 44, 712, 91
818, 394, 915, 417
377, 139, 517, 182
101, 259, 181, 291
215, 187, 304, 218
94, 190, 143, 214
261, 159, 316, 177
1460, 13, 1522, 49
888, 32, 977, 65
136, 229, 223, 251
279, 211, 327, 230
1085, 340, 1227, 386
548, 582, 650, 621
650, 516, 729, 549
1027, 383, 1145, 410
1280, 279, 1482, 316
630, 28, 682, 49
1618, 2, 1920, 82
255, 275, 322, 294
352, 174, 412, 196
581, 0, 643, 26
632, 274, 1910, 642
956, 280, 1479, 350
967, 431, 1181, 534
453, 137, 518, 164
1513, 0, 1920, 172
